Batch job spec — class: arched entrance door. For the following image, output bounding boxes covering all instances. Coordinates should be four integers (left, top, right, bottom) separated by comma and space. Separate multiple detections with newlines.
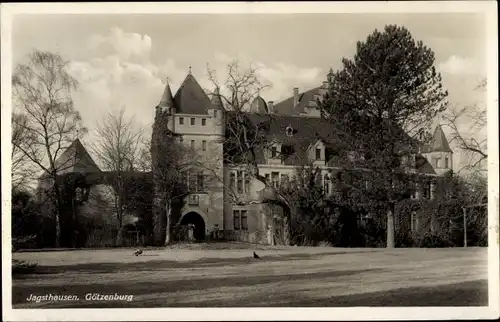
180, 212, 206, 241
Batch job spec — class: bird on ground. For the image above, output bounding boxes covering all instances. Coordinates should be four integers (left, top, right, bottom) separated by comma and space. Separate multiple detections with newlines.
253, 251, 260, 259
134, 249, 143, 256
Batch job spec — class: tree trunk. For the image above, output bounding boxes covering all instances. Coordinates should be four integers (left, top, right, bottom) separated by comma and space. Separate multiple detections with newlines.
164, 202, 172, 246
386, 204, 395, 248
54, 207, 61, 248
116, 226, 124, 246
283, 216, 290, 246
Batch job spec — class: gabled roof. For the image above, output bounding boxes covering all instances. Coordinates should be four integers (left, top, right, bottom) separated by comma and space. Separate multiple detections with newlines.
273, 87, 321, 115
173, 73, 212, 115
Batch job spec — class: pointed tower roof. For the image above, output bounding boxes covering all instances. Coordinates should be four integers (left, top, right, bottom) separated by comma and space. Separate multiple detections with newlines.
41, 139, 101, 178
173, 73, 212, 115
158, 79, 175, 110
430, 125, 452, 153
327, 67, 334, 76
210, 87, 224, 110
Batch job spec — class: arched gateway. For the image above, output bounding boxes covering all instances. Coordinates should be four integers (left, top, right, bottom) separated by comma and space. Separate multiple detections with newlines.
179, 211, 206, 241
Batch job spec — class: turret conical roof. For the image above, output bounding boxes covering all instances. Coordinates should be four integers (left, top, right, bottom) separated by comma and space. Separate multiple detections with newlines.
158, 80, 175, 110
430, 125, 452, 153
210, 87, 224, 110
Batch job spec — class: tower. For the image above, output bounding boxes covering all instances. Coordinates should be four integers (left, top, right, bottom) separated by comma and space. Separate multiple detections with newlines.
422, 125, 453, 176
156, 79, 176, 132
209, 86, 226, 136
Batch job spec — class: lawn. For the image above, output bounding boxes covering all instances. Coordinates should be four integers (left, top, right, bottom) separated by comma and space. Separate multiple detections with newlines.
11, 243, 488, 308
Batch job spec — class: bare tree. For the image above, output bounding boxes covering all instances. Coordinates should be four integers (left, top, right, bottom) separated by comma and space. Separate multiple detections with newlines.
90, 107, 144, 245
12, 50, 87, 247
205, 59, 304, 245
442, 78, 487, 174
11, 112, 37, 191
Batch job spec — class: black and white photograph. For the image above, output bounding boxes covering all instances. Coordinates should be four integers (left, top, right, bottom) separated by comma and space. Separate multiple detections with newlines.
1, 2, 498, 321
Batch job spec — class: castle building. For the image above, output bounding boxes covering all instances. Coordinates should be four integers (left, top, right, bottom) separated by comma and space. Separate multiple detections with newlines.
40, 70, 454, 245
152, 70, 453, 244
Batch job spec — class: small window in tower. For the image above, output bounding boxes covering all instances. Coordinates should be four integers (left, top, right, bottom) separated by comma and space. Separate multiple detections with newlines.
179, 117, 184, 125
190, 118, 195, 125
202, 118, 206, 126
191, 140, 195, 150
214, 110, 218, 118
202, 140, 207, 151
445, 156, 449, 168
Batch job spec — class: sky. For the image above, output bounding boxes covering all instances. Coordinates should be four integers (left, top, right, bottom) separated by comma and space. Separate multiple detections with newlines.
11, 12, 489, 172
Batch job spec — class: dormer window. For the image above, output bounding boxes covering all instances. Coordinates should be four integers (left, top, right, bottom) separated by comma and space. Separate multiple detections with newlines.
315, 148, 321, 160
271, 146, 278, 158
285, 125, 294, 137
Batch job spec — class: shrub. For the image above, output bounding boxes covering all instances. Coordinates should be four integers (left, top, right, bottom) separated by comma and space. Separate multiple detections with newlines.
417, 232, 453, 248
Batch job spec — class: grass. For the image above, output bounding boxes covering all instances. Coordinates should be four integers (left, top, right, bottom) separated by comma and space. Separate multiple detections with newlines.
11, 243, 488, 308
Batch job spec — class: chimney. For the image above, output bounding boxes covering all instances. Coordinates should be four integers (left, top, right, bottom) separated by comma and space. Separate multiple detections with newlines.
293, 87, 299, 108
268, 101, 274, 113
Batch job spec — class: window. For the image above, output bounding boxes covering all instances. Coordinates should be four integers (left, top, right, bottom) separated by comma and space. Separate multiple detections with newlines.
181, 171, 188, 186
271, 172, 280, 188
233, 210, 240, 230
411, 182, 417, 199
281, 174, 290, 189
271, 146, 277, 158
237, 171, 243, 194
214, 110, 218, 118
233, 209, 248, 231
241, 210, 248, 230
191, 140, 195, 150
229, 172, 236, 190
423, 182, 431, 199
401, 155, 408, 166
324, 174, 330, 194
179, 137, 183, 143
281, 145, 295, 163
411, 211, 418, 232
201, 118, 206, 126
189, 173, 197, 192
202, 140, 207, 151
285, 126, 294, 137
179, 117, 184, 125
435, 157, 441, 168
190, 118, 195, 125
197, 173, 205, 192
265, 173, 270, 182
316, 148, 321, 160
445, 156, 449, 168
244, 173, 250, 194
